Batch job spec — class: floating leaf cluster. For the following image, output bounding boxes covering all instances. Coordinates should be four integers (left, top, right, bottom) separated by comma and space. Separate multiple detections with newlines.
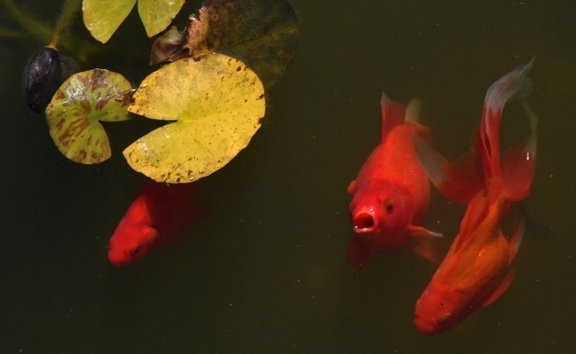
12, 0, 299, 179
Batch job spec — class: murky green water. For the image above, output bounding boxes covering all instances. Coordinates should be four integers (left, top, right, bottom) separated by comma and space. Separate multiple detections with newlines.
1, 0, 575, 352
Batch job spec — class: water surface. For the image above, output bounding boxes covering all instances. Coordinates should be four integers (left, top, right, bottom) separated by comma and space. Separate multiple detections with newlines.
1, 0, 575, 352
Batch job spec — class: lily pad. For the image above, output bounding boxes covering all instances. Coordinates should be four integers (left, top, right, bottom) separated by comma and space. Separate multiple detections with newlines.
83, 0, 136, 44
138, 0, 185, 38
46, 68, 133, 164
150, 0, 300, 90
124, 53, 265, 183
83, 0, 184, 43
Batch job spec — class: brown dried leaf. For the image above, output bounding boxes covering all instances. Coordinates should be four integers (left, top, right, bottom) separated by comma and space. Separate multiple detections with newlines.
149, 0, 300, 90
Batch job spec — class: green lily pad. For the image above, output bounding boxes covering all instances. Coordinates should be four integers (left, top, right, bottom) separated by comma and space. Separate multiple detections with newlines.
83, 0, 184, 43
46, 68, 133, 164
150, 0, 300, 90
124, 53, 265, 183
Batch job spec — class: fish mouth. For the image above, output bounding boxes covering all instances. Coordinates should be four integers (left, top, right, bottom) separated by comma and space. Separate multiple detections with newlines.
107, 248, 133, 266
413, 311, 438, 335
352, 209, 377, 233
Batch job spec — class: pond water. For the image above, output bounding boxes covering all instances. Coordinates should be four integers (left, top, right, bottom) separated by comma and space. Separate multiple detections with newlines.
1, 0, 575, 352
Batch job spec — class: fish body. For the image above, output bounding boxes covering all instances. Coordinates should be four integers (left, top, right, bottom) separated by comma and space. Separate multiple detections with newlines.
346, 93, 441, 271
413, 59, 537, 334
108, 181, 207, 266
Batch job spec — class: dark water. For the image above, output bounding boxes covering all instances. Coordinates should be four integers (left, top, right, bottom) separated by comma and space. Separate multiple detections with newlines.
1, 0, 575, 352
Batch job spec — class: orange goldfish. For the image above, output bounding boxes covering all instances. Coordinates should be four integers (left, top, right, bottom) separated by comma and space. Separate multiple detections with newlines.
345, 93, 442, 271
108, 181, 209, 266
413, 59, 537, 334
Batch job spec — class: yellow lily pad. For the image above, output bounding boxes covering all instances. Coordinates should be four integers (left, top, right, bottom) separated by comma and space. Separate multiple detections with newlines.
83, 0, 136, 44
138, 0, 185, 38
124, 53, 265, 183
46, 69, 133, 164
83, 0, 184, 43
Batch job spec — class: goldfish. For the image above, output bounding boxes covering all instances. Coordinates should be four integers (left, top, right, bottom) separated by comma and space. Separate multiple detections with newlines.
413, 59, 537, 334
345, 93, 442, 271
108, 181, 209, 266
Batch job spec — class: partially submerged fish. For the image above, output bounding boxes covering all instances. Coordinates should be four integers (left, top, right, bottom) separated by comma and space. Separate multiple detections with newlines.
108, 181, 209, 266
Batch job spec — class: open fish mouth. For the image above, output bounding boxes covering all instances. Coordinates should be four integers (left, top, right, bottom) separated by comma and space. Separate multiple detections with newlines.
353, 210, 376, 232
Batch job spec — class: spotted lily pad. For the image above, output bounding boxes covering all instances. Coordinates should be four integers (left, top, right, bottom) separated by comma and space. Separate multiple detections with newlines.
124, 53, 265, 183
150, 0, 300, 90
83, 0, 184, 43
46, 68, 133, 164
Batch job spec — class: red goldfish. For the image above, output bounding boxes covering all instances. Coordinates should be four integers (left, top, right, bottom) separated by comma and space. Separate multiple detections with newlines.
413, 59, 537, 334
108, 181, 209, 266
345, 93, 442, 271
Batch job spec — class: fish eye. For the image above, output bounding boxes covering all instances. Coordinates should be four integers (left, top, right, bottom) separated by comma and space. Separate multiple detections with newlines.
440, 314, 452, 325
384, 198, 394, 213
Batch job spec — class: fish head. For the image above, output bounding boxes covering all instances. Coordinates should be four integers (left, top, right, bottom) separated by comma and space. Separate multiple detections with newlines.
349, 179, 411, 248
414, 282, 468, 334
107, 217, 159, 266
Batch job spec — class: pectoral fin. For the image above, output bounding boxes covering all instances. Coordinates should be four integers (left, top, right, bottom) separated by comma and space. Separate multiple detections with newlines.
406, 225, 444, 265
141, 225, 158, 243
480, 268, 516, 308
507, 216, 525, 264
347, 180, 357, 195
452, 190, 490, 252
406, 225, 443, 238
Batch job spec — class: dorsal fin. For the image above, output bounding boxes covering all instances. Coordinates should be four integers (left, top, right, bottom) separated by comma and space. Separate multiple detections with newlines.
405, 98, 422, 124
347, 180, 357, 195
380, 92, 406, 142
451, 190, 490, 252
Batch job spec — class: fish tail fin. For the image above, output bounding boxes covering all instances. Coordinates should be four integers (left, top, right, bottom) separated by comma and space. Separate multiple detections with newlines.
413, 131, 485, 205
501, 98, 538, 201
480, 58, 535, 182
380, 92, 407, 142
